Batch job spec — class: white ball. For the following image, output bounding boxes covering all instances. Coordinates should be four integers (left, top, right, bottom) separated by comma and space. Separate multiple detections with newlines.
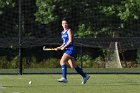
10, 45, 13, 48
29, 81, 32, 84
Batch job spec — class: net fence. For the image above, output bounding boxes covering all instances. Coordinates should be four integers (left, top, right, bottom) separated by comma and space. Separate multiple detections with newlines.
0, 0, 140, 74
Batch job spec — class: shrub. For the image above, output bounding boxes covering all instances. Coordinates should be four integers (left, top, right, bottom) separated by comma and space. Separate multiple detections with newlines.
136, 49, 140, 64
76, 55, 94, 68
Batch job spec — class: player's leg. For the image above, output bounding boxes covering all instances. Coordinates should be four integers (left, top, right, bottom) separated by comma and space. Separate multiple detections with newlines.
57, 53, 69, 83
67, 58, 77, 68
68, 58, 86, 77
68, 58, 90, 84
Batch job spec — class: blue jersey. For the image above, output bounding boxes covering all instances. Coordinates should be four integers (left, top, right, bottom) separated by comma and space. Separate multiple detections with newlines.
61, 29, 75, 58
61, 29, 73, 48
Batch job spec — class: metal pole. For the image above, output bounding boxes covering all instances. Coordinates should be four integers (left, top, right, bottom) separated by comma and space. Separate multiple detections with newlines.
18, 0, 22, 75
80, 45, 83, 69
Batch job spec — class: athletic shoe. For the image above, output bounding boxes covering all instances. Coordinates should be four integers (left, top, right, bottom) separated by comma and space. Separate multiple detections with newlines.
81, 75, 90, 84
57, 78, 68, 83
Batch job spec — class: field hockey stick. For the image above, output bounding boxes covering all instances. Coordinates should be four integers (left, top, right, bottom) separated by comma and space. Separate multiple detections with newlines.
43, 46, 57, 51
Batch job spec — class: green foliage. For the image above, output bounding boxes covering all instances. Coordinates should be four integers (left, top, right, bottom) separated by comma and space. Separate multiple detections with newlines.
136, 0, 140, 6
1, 0, 139, 38
94, 56, 105, 68
136, 50, 140, 64
0, 0, 15, 8
75, 24, 94, 37
117, 0, 139, 21
76, 55, 94, 68
75, 24, 112, 38
97, 27, 113, 37
0, 0, 15, 15
0, 51, 61, 68
98, 0, 140, 37
22, 57, 60, 68
99, 5, 116, 16
35, 0, 57, 24
99, 0, 139, 22
0, 56, 18, 69
0, 0, 140, 69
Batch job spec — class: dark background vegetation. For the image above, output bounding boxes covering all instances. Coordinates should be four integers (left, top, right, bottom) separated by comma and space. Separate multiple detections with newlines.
0, 0, 140, 69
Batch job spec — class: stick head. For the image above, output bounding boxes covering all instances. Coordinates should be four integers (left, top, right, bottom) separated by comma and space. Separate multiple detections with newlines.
43, 46, 46, 50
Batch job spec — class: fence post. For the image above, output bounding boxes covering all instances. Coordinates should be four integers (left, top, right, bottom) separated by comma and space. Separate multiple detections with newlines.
18, 0, 22, 75
80, 45, 83, 69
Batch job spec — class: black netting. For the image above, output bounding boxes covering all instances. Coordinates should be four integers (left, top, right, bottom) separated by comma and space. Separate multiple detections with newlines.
0, 0, 139, 50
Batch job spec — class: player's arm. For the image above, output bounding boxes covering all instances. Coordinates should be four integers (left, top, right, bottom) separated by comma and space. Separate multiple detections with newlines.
56, 44, 65, 50
61, 29, 73, 50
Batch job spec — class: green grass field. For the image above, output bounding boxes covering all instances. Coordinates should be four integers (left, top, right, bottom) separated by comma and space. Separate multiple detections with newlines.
0, 74, 140, 93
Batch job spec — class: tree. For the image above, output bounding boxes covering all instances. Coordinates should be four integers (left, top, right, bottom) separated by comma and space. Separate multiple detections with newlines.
35, 0, 57, 24
99, 0, 140, 37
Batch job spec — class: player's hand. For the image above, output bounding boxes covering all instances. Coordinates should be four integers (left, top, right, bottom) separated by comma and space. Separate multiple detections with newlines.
60, 47, 65, 50
56, 47, 61, 51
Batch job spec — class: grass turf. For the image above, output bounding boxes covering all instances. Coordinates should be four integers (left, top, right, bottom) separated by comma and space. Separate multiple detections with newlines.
0, 74, 140, 93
